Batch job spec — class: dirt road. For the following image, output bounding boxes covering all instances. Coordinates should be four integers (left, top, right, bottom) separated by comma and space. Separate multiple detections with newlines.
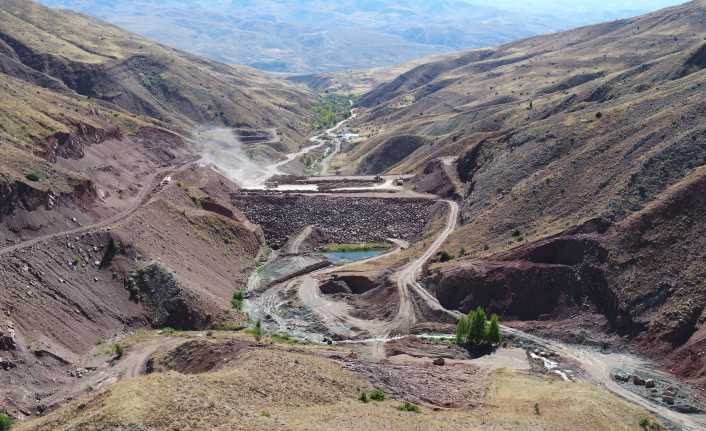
502, 327, 706, 430
291, 200, 459, 350
0, 162, 193, 257
285, 225, 313, 255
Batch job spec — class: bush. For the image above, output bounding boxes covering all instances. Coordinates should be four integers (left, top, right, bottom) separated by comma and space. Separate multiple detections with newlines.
112, 343, 124, 360
437, 251, 454, 262
639, 418, 662, 431
253, 319, 263, 342
369, 388, 385, 401
0, 413, 12, 431
25, 172, 40, 182
358, 392, 369, 403
231, 289, 245, 310
398, 402, 421, 413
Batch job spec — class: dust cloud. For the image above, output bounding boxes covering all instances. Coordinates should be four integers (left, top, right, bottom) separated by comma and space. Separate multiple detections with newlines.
191, 128, 277, 189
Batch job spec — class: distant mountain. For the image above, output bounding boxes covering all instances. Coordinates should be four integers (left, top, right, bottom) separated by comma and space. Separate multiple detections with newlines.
38, 0, 685, 74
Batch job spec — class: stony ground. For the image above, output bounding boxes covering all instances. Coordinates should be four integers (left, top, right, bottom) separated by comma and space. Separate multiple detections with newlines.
232, 194, 439, 249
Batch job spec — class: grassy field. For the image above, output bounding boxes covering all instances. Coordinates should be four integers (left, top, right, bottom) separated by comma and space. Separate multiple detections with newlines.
18, 335, 664, 431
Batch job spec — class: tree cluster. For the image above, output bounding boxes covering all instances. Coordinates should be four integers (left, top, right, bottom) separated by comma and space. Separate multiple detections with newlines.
455, 307, 501, 347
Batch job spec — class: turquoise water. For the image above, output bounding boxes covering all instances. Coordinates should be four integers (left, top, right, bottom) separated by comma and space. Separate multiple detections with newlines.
323, 250, 386, 264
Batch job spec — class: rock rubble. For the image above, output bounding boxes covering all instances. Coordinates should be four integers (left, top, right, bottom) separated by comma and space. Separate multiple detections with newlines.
232, 194, 436, 248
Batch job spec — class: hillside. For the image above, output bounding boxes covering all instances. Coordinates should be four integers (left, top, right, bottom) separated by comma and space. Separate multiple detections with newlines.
0, 0, 315, 150
38, 0, 683, 74
343, 0, 706, 385
0, 0, 316, 418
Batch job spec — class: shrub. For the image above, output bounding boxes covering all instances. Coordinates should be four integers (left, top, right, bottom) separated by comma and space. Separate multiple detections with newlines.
534, 402, 541, 416
25, 172, 40, 182
398, 402, 421, 413
358, 392, 369, 403
260, 411, 271, 418
112, 343, 124, 360
253, 319, 263, 342
369, 388, 385, 401
437, 251, 454, 262
0, 413, 12, 431
639, 418, 662, 431
511, 229, 521, 237
231, 289, 245, 310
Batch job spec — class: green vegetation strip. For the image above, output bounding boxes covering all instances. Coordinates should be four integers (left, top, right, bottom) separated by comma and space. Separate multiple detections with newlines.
313, 94, 354, 129
321, 242, 391, 253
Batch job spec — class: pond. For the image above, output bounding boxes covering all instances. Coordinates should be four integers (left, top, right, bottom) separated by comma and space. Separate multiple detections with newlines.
323, 249, 387, 264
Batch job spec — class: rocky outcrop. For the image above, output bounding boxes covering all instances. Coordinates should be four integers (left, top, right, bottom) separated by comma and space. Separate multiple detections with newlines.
0, 322, 17, 351
124, 263, 214, 330
40, 123, 123, 162
0, 177, 96, 222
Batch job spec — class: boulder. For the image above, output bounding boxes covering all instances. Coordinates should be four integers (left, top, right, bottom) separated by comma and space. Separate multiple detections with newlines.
613, 371, 630, 382
0, 323, 17, 351
433, 357, 446, 366
645, 379, 656, 388
0, 357, 17, 370
632, 375, 646, 386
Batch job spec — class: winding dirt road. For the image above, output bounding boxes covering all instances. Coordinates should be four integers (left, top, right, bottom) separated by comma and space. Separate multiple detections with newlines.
0, 162, 193, 257
292, 200, 460, 353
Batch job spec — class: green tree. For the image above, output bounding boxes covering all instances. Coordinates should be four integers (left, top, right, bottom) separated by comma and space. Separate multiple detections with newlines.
469, 307, 487, 344
487, 314, 502, 344
455, 315, 471, 345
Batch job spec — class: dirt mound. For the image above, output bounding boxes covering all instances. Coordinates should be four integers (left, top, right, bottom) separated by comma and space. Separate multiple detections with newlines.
149, 339, 252, 374
323, 274, 378, 295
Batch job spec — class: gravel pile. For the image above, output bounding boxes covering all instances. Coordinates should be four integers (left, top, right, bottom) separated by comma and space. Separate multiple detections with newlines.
232, 195, 436, 248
